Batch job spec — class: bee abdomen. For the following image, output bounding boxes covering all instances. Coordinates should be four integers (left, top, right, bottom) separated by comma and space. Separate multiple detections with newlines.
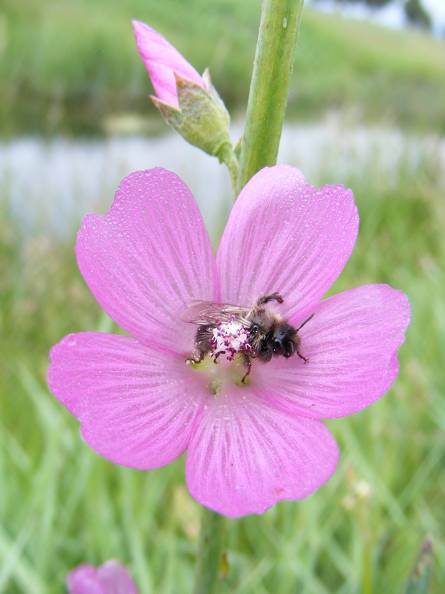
195, 324, 214, 357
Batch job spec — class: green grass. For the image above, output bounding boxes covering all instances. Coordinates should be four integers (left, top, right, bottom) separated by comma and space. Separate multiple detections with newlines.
1, 148, 444, 593
1, 0, 445, 134
1, 1, 445, 591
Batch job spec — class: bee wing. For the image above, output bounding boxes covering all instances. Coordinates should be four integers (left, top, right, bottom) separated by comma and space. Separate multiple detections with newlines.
181, 300, 250, 325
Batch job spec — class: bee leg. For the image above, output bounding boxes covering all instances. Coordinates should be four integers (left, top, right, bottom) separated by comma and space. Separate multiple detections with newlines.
294, 315, 313, 364
296, 348, 309, 364
241, 354, 252, 384
186, 349, 205, 365
213, 351, 224, 364
257, 292, 284, 306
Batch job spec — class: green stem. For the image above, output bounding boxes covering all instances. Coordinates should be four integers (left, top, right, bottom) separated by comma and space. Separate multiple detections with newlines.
218, 143, 239, 193
237, 0, 304, 192
193, 508, 226, 594
193, 1, 303, 591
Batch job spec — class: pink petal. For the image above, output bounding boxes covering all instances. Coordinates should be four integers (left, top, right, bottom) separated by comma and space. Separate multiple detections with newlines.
67, 565, 105, 594
217, 165, 358, 319
186, 388, 338, 517
132, 20, 204, 108
76, 169, 216, 354
255, 284, 410, 419
97, 561, 138, 594
48, 332, 205, 469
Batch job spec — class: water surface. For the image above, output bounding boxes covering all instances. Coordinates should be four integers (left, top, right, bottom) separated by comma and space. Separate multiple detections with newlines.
1, 119, 443, 243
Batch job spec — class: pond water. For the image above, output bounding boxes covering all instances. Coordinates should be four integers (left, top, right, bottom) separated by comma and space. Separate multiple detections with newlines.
312, 0, 445, 35
1, 118, 443, 244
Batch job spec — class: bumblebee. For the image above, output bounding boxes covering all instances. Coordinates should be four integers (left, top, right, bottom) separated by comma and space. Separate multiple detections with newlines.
183, 292, 313, 381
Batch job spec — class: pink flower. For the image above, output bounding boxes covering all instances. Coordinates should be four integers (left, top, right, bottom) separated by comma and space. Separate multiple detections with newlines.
132, 20, 205, 109
48, 166, 410, 517
67, 560, 138, 594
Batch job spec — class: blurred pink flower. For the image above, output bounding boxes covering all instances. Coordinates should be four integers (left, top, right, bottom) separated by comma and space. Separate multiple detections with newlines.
67, 560, 138, 594
132, 20, 205, 109
48, 166, 410, 517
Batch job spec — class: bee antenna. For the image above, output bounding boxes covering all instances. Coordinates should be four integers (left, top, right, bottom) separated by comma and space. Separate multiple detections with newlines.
257, 292, 284, 306
295, 313, 314, 332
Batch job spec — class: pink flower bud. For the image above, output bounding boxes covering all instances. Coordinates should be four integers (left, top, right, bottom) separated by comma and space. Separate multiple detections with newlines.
132, 20, 205, 109
67, 560, 138, 594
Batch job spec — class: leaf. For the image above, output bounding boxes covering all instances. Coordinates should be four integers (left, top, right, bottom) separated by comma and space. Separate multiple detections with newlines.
219, 551, 230, 580
404, 538, 433, 594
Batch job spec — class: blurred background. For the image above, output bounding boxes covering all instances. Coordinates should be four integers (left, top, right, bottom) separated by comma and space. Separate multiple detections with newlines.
0, 0, 444, 593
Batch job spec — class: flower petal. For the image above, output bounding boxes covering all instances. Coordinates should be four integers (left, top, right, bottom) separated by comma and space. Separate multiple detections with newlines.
97, 561, 138, 594
67, 565, 105, 594
255, 284, 410, 419
67, 562, 138, 594
132, 20, 204, 108
76, 168, 216, 354
48, 332, 205, 469
217, 165, 358, 319
186, 388, 338, 517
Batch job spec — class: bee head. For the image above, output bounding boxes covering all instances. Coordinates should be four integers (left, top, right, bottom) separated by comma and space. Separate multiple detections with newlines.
271, 323, 297, 359
250, 323, 260, 336
259, 336, 274, 362
249, 311, 301, 362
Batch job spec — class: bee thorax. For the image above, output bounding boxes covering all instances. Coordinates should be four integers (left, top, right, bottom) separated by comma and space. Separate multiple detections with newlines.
210, 320, 251, 361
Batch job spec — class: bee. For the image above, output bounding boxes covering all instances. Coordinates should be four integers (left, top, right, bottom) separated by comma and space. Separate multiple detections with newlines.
182, 292, 313, 382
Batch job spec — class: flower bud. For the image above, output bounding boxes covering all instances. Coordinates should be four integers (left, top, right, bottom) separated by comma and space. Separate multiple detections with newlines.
132, 21, 233, 163
151, 70, 232, 160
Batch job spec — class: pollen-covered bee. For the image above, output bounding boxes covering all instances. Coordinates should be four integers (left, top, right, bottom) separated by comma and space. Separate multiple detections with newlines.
182, 292, 313, 382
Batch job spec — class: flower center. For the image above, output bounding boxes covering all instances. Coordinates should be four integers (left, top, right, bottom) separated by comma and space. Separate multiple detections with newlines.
210, 320, 252, 361
186, 319, 253, 395
184, 293, 312, 394
187, 353, 250, 394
